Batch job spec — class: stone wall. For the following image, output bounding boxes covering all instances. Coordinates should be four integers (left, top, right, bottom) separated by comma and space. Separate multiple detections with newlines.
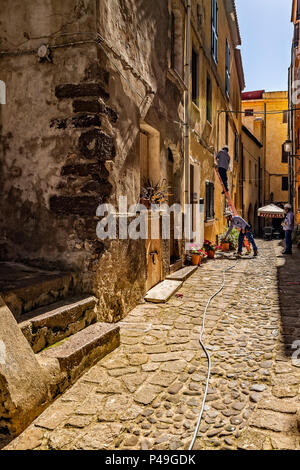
0, 0, 184, 321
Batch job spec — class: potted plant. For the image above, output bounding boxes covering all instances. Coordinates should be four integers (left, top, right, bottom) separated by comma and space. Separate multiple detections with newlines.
140, 178, 172, 208
189, 244, 207, 265
220, 228, 239, 252
219, 234, 230, 252
203, 240, 218, 259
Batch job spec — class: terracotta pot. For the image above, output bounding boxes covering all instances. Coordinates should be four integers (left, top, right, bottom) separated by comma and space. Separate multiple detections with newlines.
221, 242, 230, 252
208, 249, 215, 259
192, 254, 201, 266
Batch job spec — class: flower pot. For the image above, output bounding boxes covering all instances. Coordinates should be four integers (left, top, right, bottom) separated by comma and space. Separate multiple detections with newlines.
208, 249, 215, 259
221, 242, 230, 252
192, 254, 201, 266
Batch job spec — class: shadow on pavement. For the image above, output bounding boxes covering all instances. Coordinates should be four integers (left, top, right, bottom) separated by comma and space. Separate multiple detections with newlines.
276, 240, 300, 358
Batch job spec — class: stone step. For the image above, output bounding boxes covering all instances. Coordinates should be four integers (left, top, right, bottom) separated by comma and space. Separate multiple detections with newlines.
145, 280, 183, 303
19, 296, 98, 353
0, 262, 78, 320
39, 322, 120, 383
166, 266, 198, 281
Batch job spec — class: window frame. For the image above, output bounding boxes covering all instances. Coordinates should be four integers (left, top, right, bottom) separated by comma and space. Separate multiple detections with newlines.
282, 143, 289, 163
205, 181, 215, 221
211, 0, 218, 64
206, 74, 212, 124
191, 47, 199, 105
282, 176, 289, 192
225, 38, 230, 97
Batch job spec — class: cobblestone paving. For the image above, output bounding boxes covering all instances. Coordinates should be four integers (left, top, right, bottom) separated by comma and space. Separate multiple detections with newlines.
6, 241, 300, 450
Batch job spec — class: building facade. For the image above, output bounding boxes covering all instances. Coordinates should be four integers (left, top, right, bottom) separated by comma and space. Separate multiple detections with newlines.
242, 91, 289, 217
188, 0, 245, 243
0, 0, 245, 323
289, 0, 300, 225
241, 125, 263, 234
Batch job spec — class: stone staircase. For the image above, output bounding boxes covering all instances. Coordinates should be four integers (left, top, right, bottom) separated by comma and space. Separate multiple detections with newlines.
0, 262, 120, 394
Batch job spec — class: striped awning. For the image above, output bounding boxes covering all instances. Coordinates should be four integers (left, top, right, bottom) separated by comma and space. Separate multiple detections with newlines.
257, 204, 285, 218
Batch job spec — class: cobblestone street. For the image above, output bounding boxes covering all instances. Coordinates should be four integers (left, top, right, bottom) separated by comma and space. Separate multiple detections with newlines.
6, 240, 300, 451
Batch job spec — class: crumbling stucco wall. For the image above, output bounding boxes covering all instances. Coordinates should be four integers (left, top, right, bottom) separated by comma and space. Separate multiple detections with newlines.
0, 0, 184, 321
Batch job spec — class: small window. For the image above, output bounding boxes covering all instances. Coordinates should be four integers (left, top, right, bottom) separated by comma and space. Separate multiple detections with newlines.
170, 12, 175, 70
245, 109, 254, 117
282, 144, 288, 163
234, 132, 239, 162
206, 74, 212, 123
225, 113, 229, 145
282, 176, 289, 191
225, 39, 230, 97
192, 48, 199, 105
205, 181, 215, 221
211, 0, 218, 63
282, 111, 288, 124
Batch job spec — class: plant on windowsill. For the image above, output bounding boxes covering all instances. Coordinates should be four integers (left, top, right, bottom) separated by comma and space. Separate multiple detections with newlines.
140, 178, 172, 208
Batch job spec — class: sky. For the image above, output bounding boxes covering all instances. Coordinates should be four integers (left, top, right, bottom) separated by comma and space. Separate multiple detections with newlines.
235, 0, 294, 92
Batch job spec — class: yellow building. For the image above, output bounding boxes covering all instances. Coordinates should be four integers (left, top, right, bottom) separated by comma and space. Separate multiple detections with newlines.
241, 125, 263, 234
242, 91, 289, 209
187, 0, 245, 244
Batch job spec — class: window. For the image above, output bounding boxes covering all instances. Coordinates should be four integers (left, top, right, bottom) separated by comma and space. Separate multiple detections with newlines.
225, 39, 230, 97
225, 113, 229, 145
245, 109, 254, 117
206, 74, 212, 123
211, 0, 218, 63
248, 161, 252, 181
192, 48, 199, 104
234, 132, 239, 162
255, 164, 257, 186
205, 181, 215, 221
282, 177, 289, 191
297, 0, 300, 20
282, 144, 289, 163
170, 12, 175, 70
283, 111, 288, 124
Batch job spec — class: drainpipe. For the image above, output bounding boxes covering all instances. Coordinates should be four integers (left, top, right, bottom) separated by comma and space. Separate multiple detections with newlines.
184, 0, 191, 206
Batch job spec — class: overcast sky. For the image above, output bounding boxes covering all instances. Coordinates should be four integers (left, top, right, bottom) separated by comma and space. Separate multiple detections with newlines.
235, 0, 294, 92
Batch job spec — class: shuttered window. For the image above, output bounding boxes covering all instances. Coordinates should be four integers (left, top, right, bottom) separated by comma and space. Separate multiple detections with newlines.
192, 48, 199, 104
170, 12, 175, 70
206, 74, 212, 123
225, 39, 230, 97
282, 144, 289, 163
297, 0, 300, 20
282, 177, 288, 191
234, 132, 239, 162
205, 182, 215, 221
211, 0, 218, 64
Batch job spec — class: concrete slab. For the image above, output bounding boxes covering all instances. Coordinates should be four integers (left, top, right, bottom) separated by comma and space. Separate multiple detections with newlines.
166, 266, 198, 281
145, 280, 182, 303
19, 296, 97, 353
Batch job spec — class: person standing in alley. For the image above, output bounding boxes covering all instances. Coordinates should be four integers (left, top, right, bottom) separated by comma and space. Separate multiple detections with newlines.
282, 203, 294, 255
216, 145, 230, 193
224, 211, 258, 257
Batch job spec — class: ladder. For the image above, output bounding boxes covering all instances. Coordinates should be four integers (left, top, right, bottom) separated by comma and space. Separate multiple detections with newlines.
215, 168, 251, 252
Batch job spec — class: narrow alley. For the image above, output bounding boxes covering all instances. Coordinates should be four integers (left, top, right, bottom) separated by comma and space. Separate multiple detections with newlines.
6, 240, 300, 451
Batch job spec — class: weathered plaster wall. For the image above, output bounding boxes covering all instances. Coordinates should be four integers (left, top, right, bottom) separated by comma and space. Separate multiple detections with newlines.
0, 0, 184, 321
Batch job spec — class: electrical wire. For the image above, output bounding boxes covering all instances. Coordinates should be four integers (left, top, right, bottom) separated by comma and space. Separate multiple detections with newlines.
189, 259, 239, 451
